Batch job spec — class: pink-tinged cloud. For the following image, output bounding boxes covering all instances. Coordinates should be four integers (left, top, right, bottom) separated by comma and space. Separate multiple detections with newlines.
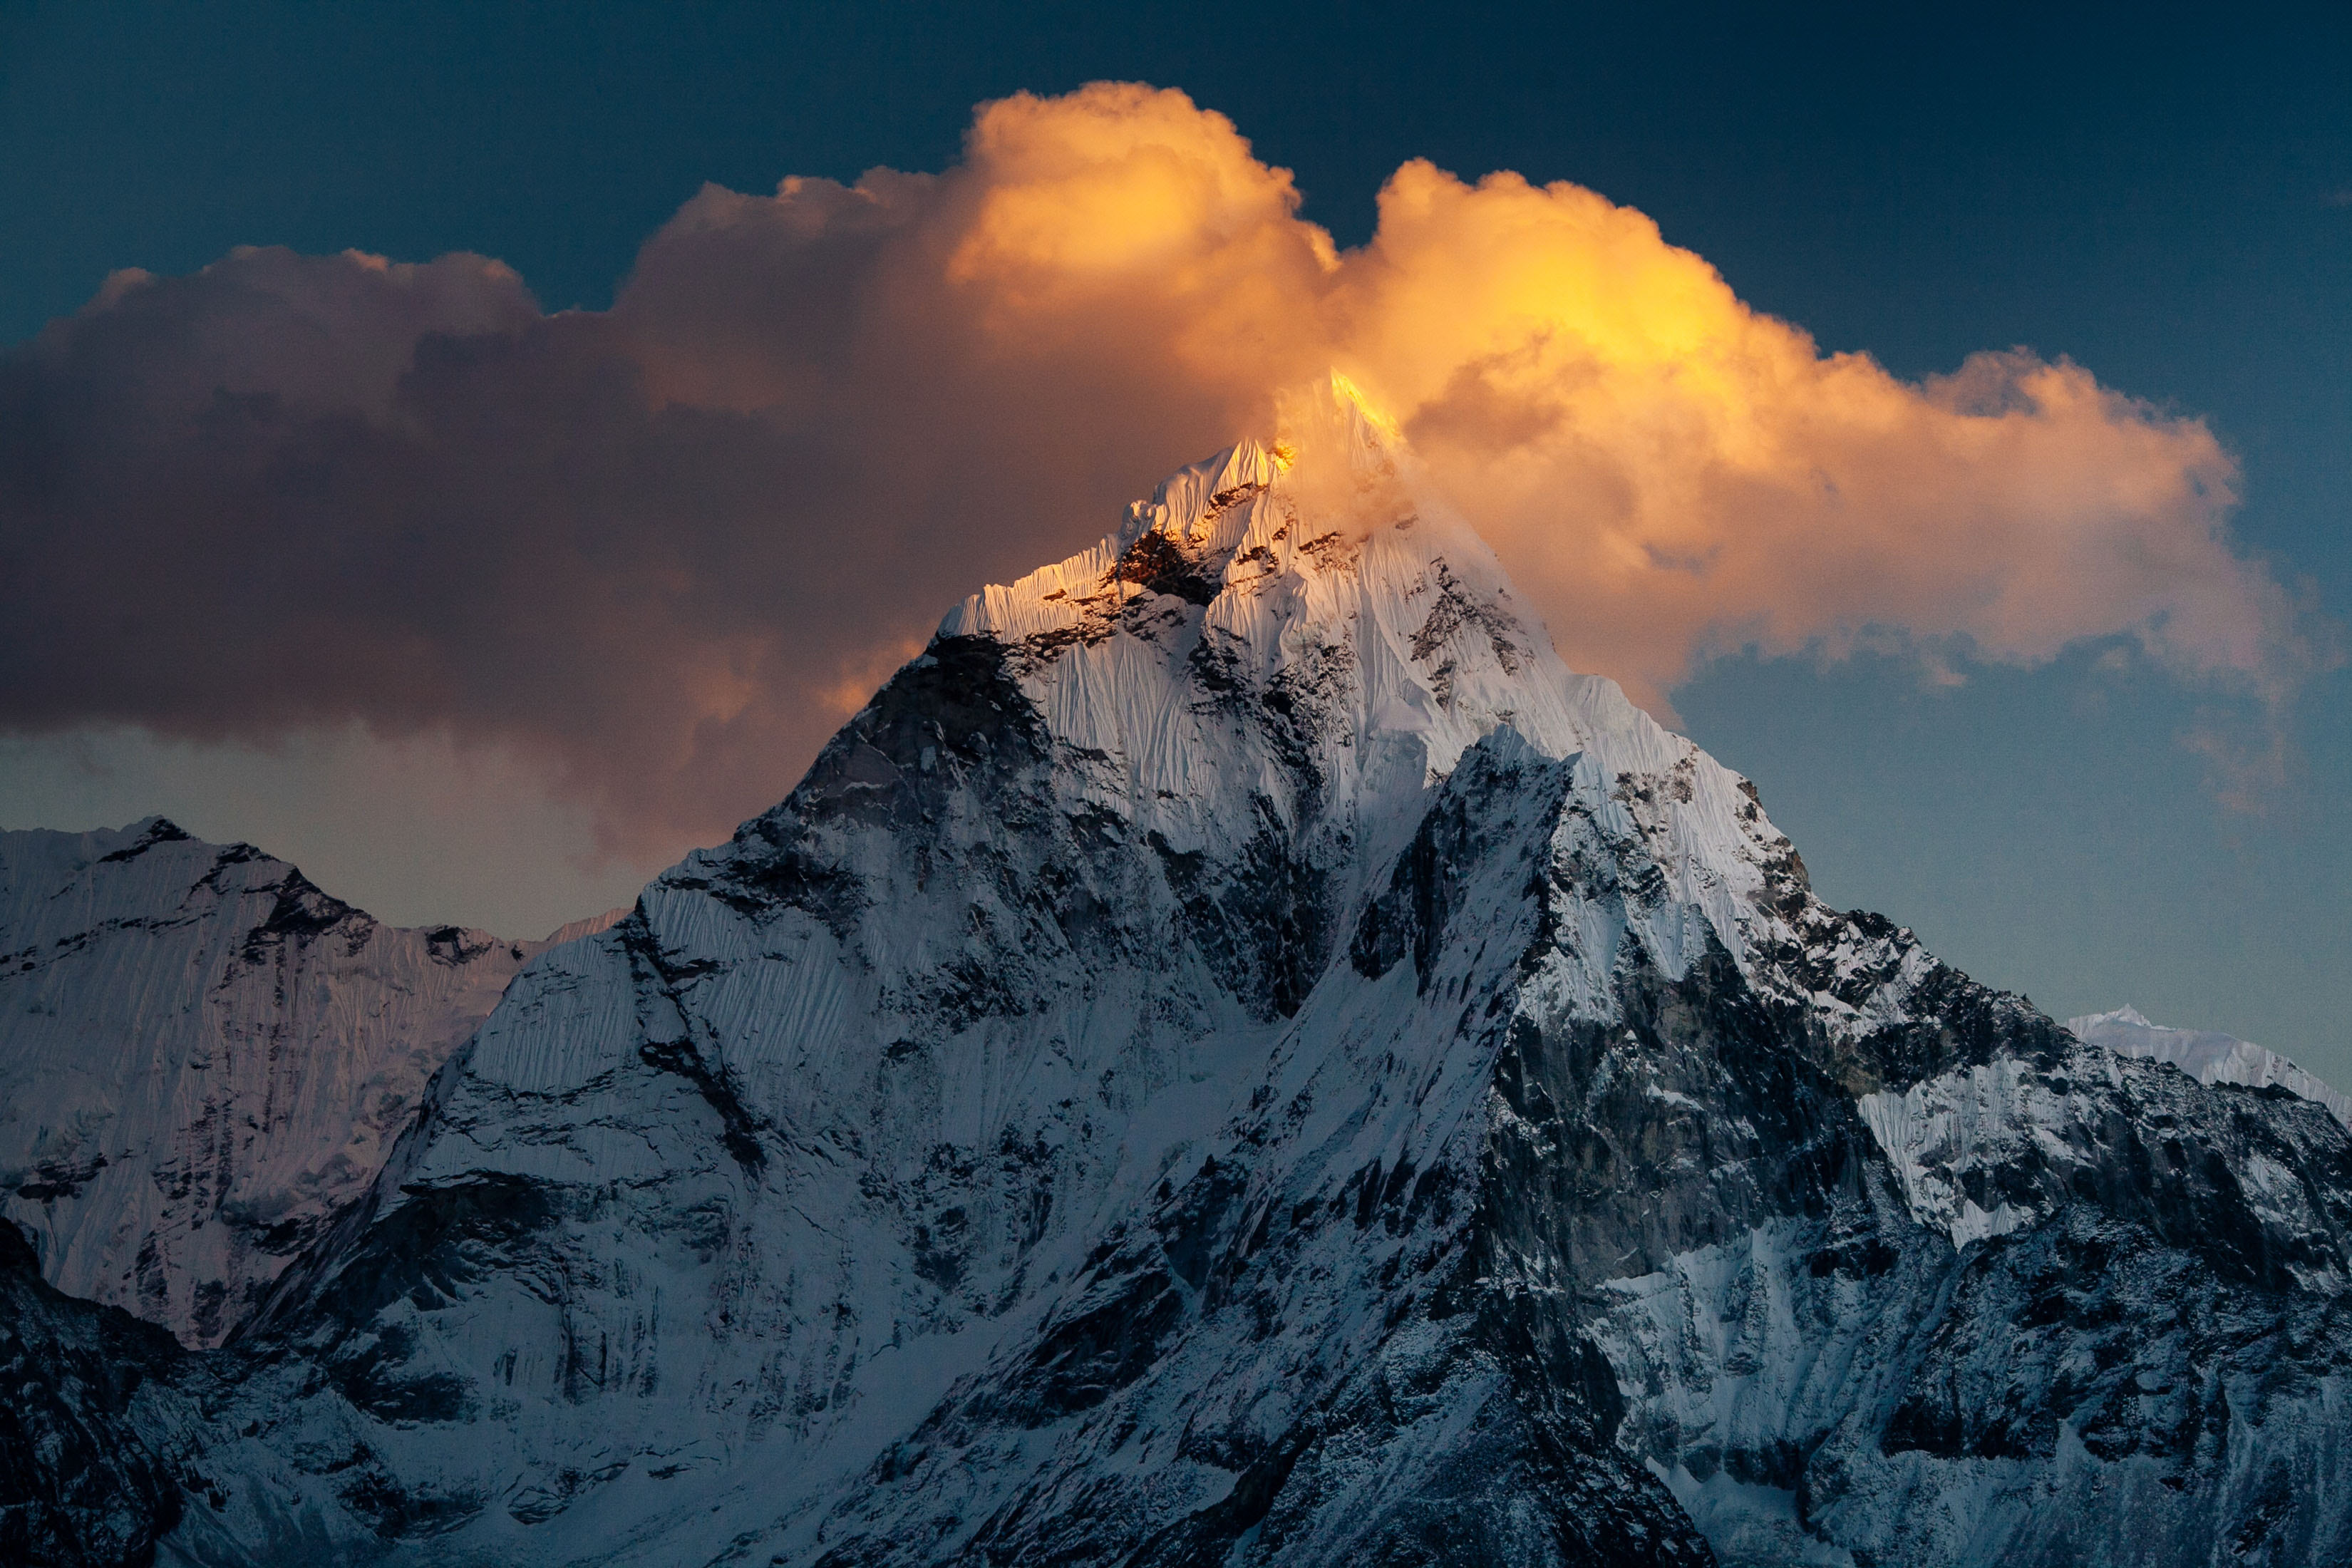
0, 84, 2312, 859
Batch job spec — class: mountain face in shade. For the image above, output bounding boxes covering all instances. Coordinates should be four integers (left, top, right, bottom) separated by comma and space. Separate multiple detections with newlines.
8, 390, 2352, 1568
0, 819, 621, 1348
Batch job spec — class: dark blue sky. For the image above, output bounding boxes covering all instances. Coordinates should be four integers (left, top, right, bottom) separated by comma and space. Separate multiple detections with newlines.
3, 1, 2348, 1071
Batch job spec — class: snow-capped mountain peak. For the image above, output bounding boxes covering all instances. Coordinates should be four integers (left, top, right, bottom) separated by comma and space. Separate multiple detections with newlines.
7, 416, 2351, 1568
932, 376, 1799, 999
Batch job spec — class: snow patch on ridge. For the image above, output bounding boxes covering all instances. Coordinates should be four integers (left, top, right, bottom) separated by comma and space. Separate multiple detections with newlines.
1854, 1058, 2092, 1249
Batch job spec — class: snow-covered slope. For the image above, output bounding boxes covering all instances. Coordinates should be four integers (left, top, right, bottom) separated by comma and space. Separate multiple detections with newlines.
9, 383, 2351, 1567
2068, 1005, 2351, 1127
0, 819, 619, 1347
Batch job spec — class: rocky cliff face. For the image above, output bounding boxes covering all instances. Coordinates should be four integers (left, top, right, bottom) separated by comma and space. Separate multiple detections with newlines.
0, 1217, 187, 1568
7, 388, 2349, 1567
0, 819, 618, 1347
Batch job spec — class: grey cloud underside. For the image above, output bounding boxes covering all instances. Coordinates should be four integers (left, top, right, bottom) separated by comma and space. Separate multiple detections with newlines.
5, 425, 2350, 1568
0, 241, 1247, 850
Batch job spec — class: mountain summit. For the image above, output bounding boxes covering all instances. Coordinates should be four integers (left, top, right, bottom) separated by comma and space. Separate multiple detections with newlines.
9, 391, 2351, 1567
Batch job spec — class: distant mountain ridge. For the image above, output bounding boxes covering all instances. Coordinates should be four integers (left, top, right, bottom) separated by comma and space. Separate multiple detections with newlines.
0, 815, 621, 1348
2068, 1006, 2351, 1128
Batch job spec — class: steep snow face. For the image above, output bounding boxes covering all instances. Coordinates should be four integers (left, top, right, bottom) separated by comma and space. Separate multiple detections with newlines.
931, 393, 1790, 989
2069, 1006, 2351, 1127
0, 819, 617, 1346
56, 389, 2350, 1567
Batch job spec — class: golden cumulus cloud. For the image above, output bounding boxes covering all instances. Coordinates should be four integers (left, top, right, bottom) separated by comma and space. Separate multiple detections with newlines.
0, 83, 2311, 856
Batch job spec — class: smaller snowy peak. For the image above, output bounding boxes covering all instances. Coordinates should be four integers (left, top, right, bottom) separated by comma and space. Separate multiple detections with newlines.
2069, 1006, 2351, 1127
0, 819, 609, 1345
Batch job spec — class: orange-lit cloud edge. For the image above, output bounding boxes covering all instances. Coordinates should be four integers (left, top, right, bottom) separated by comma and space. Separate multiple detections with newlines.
2, 83, 2323, 861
